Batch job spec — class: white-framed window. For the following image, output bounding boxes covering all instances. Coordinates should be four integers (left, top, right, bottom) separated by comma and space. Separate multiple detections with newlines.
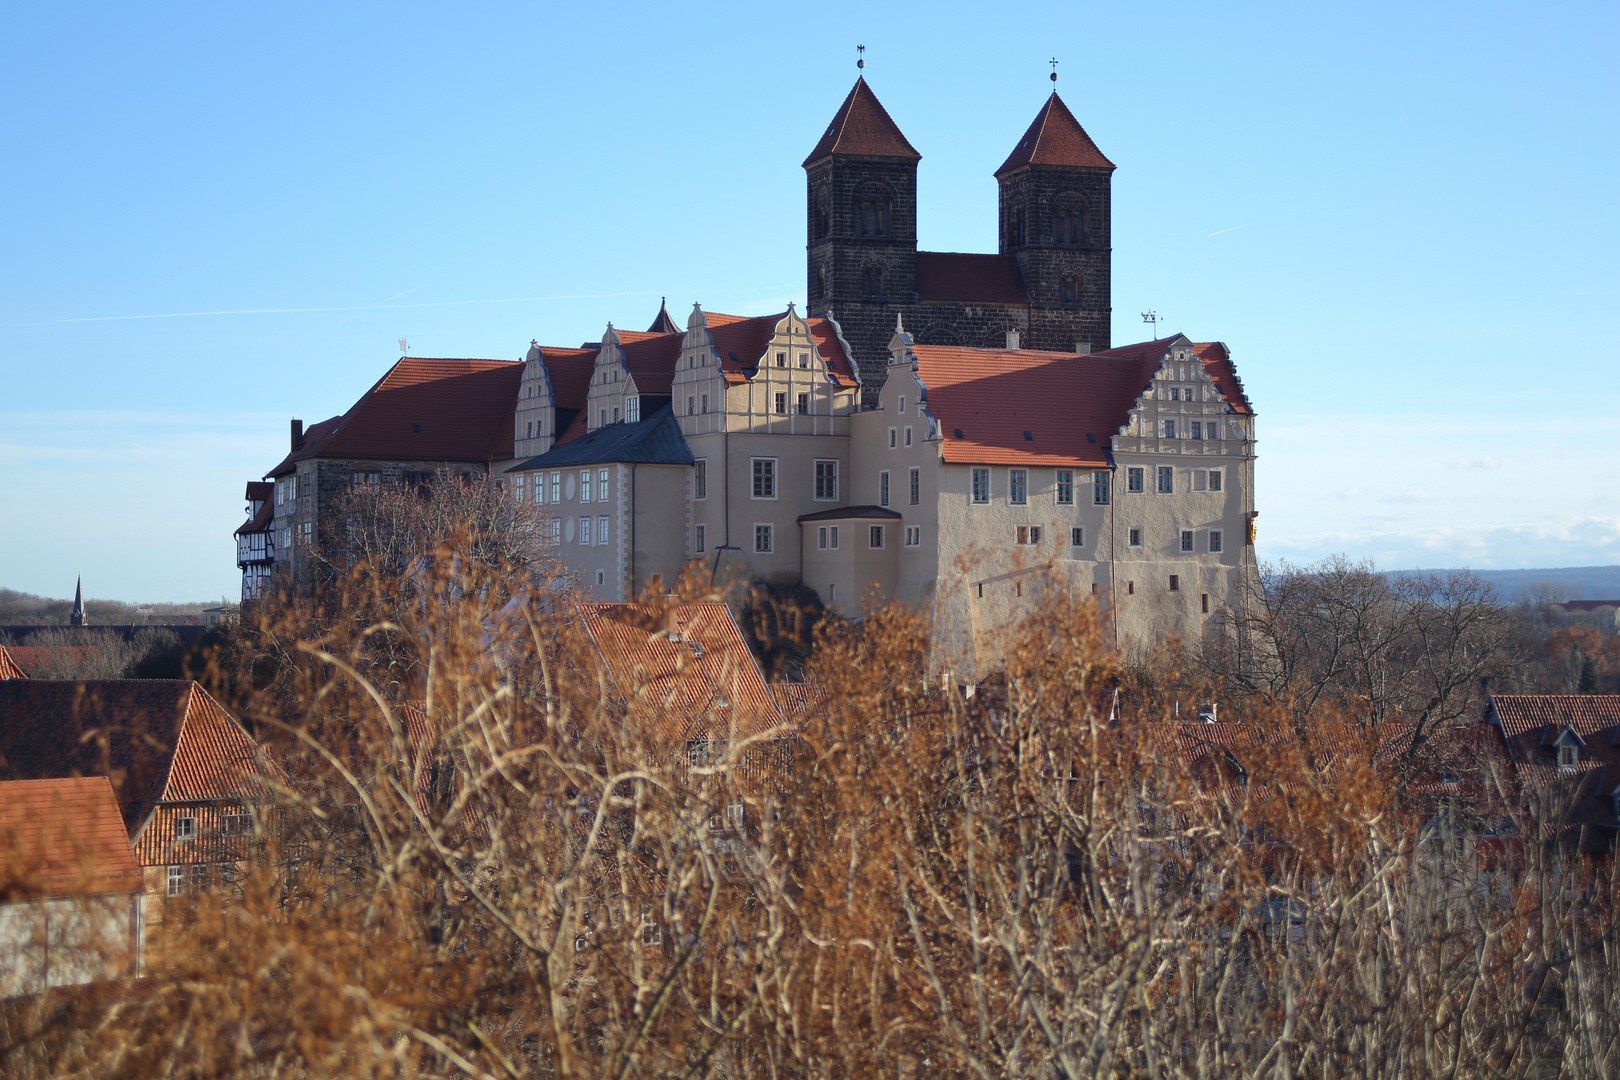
1071, 526, 1085, 547
752, 458, 777, 499
581, 517, 592, 545
814, 459, 838, 501
1015, 525, 1042, 545
869, 525, 885, 549
600, 409, 608, 427
774, 391, 787, 415
1008, 469, 1028, 505
775, 351, 786, 368
817, 526, 829, 550
640, 910, 663, 946
1181, 530, 1194, 553
513, 474, 526, 501
598, 515, 609, 544
1094, 471, 1111, 505
905, 525, 921, 546
350, 470, 380, 488
797, 392, 809, 415
828, 583, 836, 602
550, 472, 561, 503
695, 524, 706, 553
972, 469, 990, 504
1190, 421, 1202, 440
1559, 742, 1579, 771
626, 397, 640, 423
1128, 527, 1143, 547
1209, 530, 1223, 553
688, 395, 696, 415
798, 352, 809, 369
904, 426, 912, 446
909, 468, 920, 505
754, 524, 773, 553
613, 406, 621, 423
694, 459, 707, 500
879, 471, 890, 507
1157, 466, 1174, 494
550, 518, 562, 546
167, 865, 185, 897
898, 395, 906, 414
815, 525, 839, 549
1162, 420, 1176, 439
701, 393, 709, 413
176, 816, 196, 841
297, 521, 313, 547
580, 469, 593, 503
1055, 469, 1073, 505
1208, 468, 1223, 492
889, 427, 897, 448
1127, 467, 1144, 494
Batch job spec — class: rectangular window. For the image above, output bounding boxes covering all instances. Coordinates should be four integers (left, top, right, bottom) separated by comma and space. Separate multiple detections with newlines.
688, 396, 695, 416
550, 472, 561, 503
1128, 527, 1142, 547
1094, 471, 1111, 505
1194, 470, 1208, 491
814, 460, 838, 501
701, 393, 709, 413
1169, 575, 1180, 591
774, 392, 787, 415
1127, 467, 1143, 494
1157, 466, 1174, 494
1162, 420, 1176, 439
580, 469, 593, 503
167, 865, 185, 897
598, 469, 609, 502
898, 396, 905, 414
626, 397, 640, 423
534, 478, 544, 504
1209, 469, 1223, 492
514, 474, 526, 501
598, 515, 609, 544
695, 524, 706, 553
905, 526, 921, 546
830, 525, 839, 549
581, 517, 592, 545
1008, 469, 1027, 505
1055, 469, 1074, 505
1202, 593, 1210, 613
551, 518, 561, 546
694, 459, 707, 500
752, 458, 776, 499
799, 353, 809, 369
600, 409, 608, 427
176, 816, 196, 841
1015, 525, 1042, 546
828, 583, 836, 602
613, 407, 621, 423
904, 426, 912, 446
1190, 421, 1202, 440
797, 392, 808, 415
527, 421, 533, 439
817, 526, 828, 550
972, 469, 990, 504
350, 471, 379, 488
1209, 529, 1223, 553
1181, 530, 1194, 553
1071, 526, 1084, 547
869, 525, 885, 549
776, 351, 786, 368
879, 471, 890, 507
889, 428, 897, 448
754, 524, 772, 553
909, 468, 920, 505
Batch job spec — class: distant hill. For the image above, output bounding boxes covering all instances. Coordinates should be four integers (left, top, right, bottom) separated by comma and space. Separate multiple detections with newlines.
1402, 566, 1620, 602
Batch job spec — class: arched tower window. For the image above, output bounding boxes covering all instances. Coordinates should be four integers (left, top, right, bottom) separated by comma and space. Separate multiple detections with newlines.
1009, 202, 1025, 247
1051, 194, 1090, 246
814, 264, 827, 302
1059, 272, 1081, 308
861, 265, 884, 298
815, 185, 831, 239
856, 185, 892, 237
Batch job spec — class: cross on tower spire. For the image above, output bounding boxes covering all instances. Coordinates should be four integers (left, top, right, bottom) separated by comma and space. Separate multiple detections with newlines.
1049, 57, 1059, 89
857, 44, 865, 73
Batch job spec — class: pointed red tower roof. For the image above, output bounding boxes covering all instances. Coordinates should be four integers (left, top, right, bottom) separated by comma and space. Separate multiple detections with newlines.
995, 93, 1114, 176
804, 78, 921, 165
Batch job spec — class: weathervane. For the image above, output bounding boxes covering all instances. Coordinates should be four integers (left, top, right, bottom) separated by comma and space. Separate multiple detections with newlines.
1141, 311, 1162, 338
857, 44, 865, 72
398, 336, 409, 355
1049, 57, 1059, 87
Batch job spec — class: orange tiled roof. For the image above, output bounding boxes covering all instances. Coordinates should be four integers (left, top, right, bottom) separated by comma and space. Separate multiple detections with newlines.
996, 93, 1115, 176
267, 356, 523, 477
705, 312, 859, 388
0, 777, 144, 898
804, 78, 920, 165
0, 680, 277, 835
1490, 695, 1620, 739
535, 346, 599, 411
578, 603, 787, 743
0, 646, 26, 681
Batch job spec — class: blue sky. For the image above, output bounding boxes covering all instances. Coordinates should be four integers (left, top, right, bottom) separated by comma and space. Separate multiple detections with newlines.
2, 1, 1616, 602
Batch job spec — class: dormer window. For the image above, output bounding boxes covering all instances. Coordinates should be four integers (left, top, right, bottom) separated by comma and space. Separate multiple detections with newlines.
1559, 744, 1579, 771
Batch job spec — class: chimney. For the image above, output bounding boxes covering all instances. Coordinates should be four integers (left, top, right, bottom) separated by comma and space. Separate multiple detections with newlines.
291, 418, 304, 450
1004, 328, 1020, 350
1075, 341, 1091, 355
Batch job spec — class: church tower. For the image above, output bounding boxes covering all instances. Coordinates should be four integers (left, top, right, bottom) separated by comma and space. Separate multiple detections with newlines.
996, 93, 1114, 352
804, 77, 920, 387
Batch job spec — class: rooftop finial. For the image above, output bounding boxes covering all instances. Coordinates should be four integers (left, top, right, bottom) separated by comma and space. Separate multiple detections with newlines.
857, 44, 865, 73
1049, 57, 1059, 89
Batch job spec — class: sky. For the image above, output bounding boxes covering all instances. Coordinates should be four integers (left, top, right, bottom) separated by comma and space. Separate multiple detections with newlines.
2, 1, 1617, 602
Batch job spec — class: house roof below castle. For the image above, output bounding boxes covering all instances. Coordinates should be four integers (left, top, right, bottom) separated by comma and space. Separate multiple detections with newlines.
508, 404, 693, 471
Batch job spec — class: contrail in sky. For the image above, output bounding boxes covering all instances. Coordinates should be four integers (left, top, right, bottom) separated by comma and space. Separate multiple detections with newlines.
49, 291, 663, 324
1207, 223, 1256, 237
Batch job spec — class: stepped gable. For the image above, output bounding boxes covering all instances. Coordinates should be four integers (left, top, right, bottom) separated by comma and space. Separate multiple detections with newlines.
996, 92, 1115, 176
803, 78, 921, 164
0, 680, 273, 832
1092, 336, 1252, 415
705, 312, 859, 387
912, 343, 1162, 468
266, 356, 522, 476
915, 252, 1029, 305
0, 777, 144, 898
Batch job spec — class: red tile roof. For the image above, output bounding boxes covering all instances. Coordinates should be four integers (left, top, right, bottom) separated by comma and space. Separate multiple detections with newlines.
244, 481, 273, 502
577, 603, 788, 743
0, 777, 144, 898
234, 498, 273, 537
704, 312, 859, 388
0, 646, 26, 681
916, 252, 1029, 305
804, 78, 921, 165
1490, 695, 1620, 740
0, 680, 276, 838
1092, 336, 1253, 416
995, 92, 1115, 176
915, 345, 1162, 467
619, 332, 685, 396
267, 356, 523, 476
536, 346, 598, 411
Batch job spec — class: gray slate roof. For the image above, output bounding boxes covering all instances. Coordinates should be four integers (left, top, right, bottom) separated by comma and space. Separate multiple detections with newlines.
797, 505, 902, 523
506, 405, 693, 471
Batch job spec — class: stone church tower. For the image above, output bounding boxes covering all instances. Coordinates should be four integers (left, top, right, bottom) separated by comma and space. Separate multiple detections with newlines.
806, 78, 1114, 389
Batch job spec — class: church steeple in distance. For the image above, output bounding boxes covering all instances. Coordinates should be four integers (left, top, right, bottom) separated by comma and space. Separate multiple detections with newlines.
69, 576, 86, 628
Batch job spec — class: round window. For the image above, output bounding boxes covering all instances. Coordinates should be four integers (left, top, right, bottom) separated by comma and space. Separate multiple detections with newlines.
565, 473, 577, 500
564, 517, 576, 543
